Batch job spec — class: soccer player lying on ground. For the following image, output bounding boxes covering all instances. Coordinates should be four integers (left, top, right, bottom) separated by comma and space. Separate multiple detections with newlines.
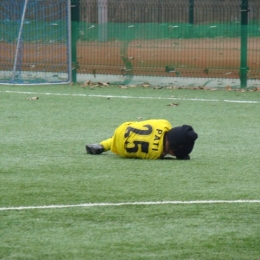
86, 119, 198, 160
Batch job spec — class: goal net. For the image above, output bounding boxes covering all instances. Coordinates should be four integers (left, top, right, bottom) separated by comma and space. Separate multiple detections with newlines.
0, 0, 71, 84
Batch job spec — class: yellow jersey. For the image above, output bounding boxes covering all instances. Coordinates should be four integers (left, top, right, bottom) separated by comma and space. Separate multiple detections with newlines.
110, 119, 172, 159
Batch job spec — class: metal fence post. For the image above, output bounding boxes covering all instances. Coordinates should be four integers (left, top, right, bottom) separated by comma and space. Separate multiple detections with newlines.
189, 0, 194, 25
240, 0, 249, 88
98, 0, 108, 42
188, 0, 194, 38
71, 1, 80, 83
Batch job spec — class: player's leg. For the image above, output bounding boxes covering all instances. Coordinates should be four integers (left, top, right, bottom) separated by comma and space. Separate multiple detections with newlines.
86, 121, 133, 155
100, 138, 112, 151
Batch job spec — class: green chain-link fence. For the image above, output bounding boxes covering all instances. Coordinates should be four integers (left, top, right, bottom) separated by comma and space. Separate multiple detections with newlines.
0, 0, 259, 86
71, 0, 260, 87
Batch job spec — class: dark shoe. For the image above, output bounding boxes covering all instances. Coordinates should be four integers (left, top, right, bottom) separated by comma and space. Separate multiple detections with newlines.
86, 144, 105, 155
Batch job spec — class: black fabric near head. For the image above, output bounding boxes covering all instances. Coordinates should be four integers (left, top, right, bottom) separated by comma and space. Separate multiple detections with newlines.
167, 125, 198, 160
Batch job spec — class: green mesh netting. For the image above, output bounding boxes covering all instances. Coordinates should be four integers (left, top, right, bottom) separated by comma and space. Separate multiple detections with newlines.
78, 22, 260, 41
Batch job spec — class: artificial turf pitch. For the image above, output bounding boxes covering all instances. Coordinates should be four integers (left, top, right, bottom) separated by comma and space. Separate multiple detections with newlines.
0, 84, 260, 259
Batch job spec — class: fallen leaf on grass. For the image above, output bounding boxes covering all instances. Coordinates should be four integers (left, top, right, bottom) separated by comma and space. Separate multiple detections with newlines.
198, 86, 208, 90
26, 97, 39, 100
83, 80, 92, 85
247, 87, 260, 92
98, 82, 110, 86
81, 80, 96, 87
225, 86, 232, 91
252, 87, 260, 92
169, 86, 179, 89
167, 102, 179, 107
142, 82, 150, 88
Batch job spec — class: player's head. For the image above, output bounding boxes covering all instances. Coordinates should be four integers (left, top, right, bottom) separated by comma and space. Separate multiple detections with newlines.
166, 125, 198, 160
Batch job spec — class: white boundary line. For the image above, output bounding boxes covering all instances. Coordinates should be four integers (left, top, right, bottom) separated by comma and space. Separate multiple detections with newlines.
1, 90, 259, 104
1, 200, 260, 211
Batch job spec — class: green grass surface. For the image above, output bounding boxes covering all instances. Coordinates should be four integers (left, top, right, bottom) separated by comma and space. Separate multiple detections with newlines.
0, 85, 260, 259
